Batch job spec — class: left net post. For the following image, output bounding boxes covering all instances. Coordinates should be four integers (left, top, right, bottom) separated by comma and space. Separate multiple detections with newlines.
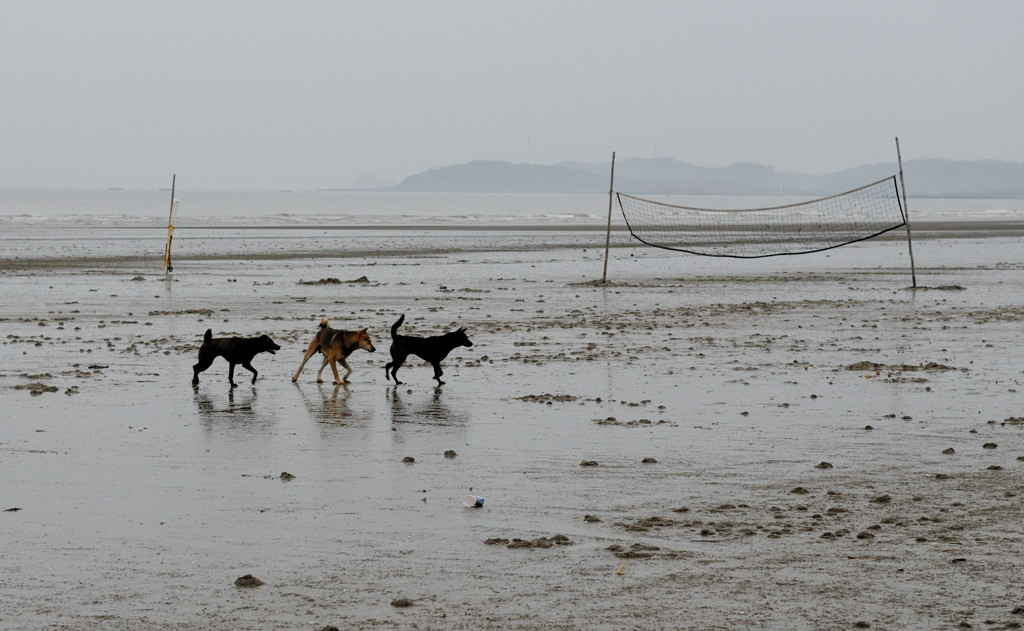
602, 151, 616, 283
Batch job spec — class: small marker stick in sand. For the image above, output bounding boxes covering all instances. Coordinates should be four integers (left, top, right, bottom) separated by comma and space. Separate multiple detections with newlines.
163, 174, 179, 274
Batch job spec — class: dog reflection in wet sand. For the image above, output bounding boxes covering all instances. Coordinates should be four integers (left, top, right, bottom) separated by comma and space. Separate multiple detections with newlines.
385, 314, 473, 385
292, 318, 376, 384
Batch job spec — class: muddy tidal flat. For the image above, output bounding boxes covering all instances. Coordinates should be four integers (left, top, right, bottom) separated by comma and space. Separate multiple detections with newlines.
2, 223, 1023, 630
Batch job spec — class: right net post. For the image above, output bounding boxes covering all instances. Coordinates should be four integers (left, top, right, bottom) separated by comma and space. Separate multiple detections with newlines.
896, 137, 917, 288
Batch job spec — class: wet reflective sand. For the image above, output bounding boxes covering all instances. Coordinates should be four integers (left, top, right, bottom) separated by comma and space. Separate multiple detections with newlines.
2, 225, 1023, 629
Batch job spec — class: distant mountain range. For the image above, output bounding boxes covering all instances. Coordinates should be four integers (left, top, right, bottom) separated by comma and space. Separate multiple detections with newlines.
347, 157, 1024, 198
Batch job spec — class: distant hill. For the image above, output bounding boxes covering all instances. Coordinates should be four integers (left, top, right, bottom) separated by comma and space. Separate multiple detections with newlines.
350, 173, 395, 190
384, 157, 1024, 198
388, 160, 604, 194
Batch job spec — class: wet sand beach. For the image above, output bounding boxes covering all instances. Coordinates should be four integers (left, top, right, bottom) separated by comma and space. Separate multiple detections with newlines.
1, 222, 1023, 630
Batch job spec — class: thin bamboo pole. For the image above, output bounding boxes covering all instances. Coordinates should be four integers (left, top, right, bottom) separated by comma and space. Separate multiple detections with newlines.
601, 151, 616, 283
163, 174, 176, 274
895, 138, 917, 288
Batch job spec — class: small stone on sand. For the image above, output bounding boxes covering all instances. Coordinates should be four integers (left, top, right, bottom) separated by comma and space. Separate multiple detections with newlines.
234, 574, 264, 588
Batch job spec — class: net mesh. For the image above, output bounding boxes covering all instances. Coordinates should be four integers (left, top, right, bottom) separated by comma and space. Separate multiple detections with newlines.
616, 176, 906, 258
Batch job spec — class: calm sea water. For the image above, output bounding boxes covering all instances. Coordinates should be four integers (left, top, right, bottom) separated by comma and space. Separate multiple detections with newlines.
1, 188, 1022, 227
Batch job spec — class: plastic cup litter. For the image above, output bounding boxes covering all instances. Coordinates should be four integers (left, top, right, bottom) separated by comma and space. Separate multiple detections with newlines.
462, 495, 484, 507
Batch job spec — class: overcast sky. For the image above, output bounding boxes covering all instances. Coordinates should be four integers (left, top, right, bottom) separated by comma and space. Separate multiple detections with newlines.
2, 1, 1022, 190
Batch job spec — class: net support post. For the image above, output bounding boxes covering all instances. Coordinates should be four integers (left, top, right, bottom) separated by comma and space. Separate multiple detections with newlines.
602, 151, 616, 283
895, 137, 917, 288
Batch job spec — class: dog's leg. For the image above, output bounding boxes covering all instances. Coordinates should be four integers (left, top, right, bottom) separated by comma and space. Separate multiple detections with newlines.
387, 352, 407, 384
291, 339, 321, 382
315, 356, 330, 383
432, 362, 445, 385
228, 362, 238, 388
243, 361, 258, 385
340, 356, 353, 383
325, 360, 342, 385
192, 352, 215, 385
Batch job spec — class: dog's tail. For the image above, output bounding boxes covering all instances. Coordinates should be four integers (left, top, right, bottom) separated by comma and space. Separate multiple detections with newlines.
203, 329, 212, 344
318, 317, 329, 329
390, 314, 405, 339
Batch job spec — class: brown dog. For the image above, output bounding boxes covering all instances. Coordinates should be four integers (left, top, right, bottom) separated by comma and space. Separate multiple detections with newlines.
291, 318, 376, 384
192, 329, 280, 387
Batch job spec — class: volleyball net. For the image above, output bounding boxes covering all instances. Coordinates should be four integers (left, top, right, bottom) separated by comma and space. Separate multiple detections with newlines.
616, 176, 907, 258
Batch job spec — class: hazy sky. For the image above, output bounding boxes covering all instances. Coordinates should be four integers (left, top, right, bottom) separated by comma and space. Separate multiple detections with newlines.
3, 0, 1022, 190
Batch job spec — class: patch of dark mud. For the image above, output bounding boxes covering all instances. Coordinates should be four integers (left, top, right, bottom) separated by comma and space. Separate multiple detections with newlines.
614, 516, 680, 532
614, 505, 832, 540
298, 276, 370, 285
299, 277, 341, 285
593, 417, 676, 427
234, 574, 264, 587
484, 534, 573, 549
843, 361, 961, 373
438, 286, 490, 294
903, 284, 966, 291
148, 309, 214, 317
606, 543, 690, 560
13, 382, 60, 396
570, 280, 633, 287
517, 393, 579, 404
883, 377, 930, 384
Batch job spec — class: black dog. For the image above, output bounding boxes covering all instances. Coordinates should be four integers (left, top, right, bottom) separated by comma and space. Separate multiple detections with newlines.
192, 329, 281, 387
384, 314, 473, 385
